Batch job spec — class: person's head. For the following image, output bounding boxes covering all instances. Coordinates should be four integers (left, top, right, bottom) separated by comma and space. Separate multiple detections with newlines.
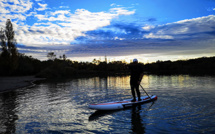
133, 58, 138, 63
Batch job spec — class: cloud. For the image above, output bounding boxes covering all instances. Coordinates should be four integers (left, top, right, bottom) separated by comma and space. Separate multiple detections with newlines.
0, 0, 136, 49
147, 18, 157, 22
143, 33, 173, 39
1, 0, 33, 13
2, 0, 214, 61
51, 10, 70, 15
21, 6, 135, 49
66, 15, 215, 59
110, 3, 122, 7
110, 8, 135, 15
110, 3, 116, 7
167, 15, 214, 33
142, 15, 215, 40
0, 0, 33, 27
70, 22, 149, 46
37, 3, 47, 11
112, 23, 142, 34
142, 25, 155, 31
49, 14, 213, 61
59, 6, 69, 9
5, 2, 136, 59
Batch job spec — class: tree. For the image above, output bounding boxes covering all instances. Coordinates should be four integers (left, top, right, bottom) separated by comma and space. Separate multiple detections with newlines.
92, 58, 100, 65
0, 19, 18, 75
47, 52, 56, 61
59, 54, 67, 60
62, 54, 67, 61
0, 28, 7, 56
0, 19, 18, 56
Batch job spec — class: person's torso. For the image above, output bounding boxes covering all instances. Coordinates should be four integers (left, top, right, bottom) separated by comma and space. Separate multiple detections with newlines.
129, 63, 143, 79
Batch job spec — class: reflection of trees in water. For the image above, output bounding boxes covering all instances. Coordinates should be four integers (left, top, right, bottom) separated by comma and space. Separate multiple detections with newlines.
108, 76, 130, 90
72, 76, 130, 91
0, 91, 18, 133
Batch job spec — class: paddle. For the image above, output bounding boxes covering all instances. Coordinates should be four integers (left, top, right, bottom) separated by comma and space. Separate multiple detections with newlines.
140, 84, 152, 100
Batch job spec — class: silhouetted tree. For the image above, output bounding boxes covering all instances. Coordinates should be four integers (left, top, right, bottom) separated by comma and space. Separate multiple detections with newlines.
59, 54, 67, 61
62, 54, 66, 61
47, 52, 56, 61
92, 59, 100, 65
0, 28, 7, 56
143, 57, 215, 75
0, 19, 18, 75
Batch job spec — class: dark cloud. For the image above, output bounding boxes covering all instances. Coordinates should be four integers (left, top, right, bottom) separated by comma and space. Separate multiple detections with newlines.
17, 44, 39, 49
85, 29, 115, 39
77, 22, 149, 42
147, 18, 157, 22
112, 23, 142, 33
67, 15, 215, 58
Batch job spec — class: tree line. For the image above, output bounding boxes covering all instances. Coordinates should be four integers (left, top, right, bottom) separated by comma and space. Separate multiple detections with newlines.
143, 57, 215, 75
1, 19, 215, 78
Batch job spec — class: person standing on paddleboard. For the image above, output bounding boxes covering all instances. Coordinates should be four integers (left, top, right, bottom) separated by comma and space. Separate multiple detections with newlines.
128, 59, 144, 102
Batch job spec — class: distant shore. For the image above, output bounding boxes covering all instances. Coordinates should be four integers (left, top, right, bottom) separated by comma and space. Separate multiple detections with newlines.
0, 76, 45, 93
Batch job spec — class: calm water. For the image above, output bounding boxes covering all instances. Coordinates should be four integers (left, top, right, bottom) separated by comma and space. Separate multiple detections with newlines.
0, 75, 215, 134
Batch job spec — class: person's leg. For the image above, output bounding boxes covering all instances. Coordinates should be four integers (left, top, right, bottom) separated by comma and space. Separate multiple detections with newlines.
136, 85, 141, 101
130, 79, 136, 102
131, 84, 136, 102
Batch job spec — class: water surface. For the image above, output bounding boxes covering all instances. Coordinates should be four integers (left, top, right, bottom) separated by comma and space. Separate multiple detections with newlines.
0, 75, 215, 133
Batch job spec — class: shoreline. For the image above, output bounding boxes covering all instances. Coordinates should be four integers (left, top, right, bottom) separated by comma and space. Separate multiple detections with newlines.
0, 76, 46, 93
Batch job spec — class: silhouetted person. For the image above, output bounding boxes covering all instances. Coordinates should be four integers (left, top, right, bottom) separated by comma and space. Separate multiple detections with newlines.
128, 59, 143, 102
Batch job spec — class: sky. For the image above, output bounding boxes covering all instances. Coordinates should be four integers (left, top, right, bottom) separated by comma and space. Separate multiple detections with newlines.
1, 0, 215, 63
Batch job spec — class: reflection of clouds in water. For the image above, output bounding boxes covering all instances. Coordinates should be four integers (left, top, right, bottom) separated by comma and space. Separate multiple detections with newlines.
0, 92, 18, 133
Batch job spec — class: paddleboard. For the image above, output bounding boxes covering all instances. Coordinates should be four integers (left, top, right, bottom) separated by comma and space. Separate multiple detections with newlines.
89, 95, 157, 110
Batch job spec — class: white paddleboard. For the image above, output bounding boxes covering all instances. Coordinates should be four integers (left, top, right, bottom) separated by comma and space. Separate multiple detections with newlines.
89, 95, 157, 110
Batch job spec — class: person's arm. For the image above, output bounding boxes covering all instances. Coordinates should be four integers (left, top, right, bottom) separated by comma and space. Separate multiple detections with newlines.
138, 73, 143, 85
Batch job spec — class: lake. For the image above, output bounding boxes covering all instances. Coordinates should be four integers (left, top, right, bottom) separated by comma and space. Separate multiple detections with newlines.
0, 75, 215, 133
